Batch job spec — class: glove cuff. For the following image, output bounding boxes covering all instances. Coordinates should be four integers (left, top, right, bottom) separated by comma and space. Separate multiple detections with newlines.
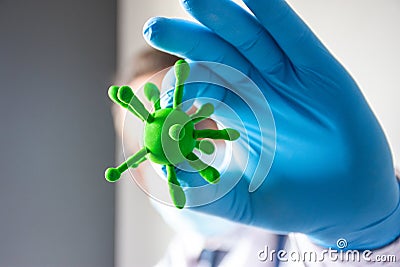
347, 178, 400, 250
311, 177, 400, 250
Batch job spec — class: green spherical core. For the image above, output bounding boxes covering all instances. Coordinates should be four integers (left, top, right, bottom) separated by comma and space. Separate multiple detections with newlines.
144, 108, 195, 165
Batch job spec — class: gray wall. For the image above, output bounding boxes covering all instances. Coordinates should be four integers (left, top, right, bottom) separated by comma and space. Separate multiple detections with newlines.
0, 0, 116, 266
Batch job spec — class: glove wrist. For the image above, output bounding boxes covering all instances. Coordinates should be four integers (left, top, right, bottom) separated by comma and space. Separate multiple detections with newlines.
311, 178, 400, 250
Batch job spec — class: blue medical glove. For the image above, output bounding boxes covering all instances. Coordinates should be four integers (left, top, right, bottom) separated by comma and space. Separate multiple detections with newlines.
143, 0, 400, 250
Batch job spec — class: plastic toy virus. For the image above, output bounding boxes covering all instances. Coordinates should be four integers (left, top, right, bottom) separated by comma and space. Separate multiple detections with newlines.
105, 59, 240, 208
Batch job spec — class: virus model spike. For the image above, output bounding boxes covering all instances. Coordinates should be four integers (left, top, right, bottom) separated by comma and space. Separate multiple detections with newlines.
105, 147, 148, 182
173, 59, 190, 109
118, 85, 154, 122
166, 165, 186, 209
186, 152, 220, 184
194, 128, 241, 140
105, 59, 240, 209
195, 140, 215, 155
108, 85, 140, 117
144, 82, 161, 111
190, 103, 214, 123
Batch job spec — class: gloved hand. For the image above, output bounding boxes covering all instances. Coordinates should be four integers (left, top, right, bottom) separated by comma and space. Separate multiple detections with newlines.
143, 0, 400, 250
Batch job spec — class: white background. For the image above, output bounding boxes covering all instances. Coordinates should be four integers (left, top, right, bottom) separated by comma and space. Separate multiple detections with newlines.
116, 1, 400, 266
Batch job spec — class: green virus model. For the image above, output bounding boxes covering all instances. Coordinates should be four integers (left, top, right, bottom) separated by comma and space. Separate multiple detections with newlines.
105, 59, 240, 208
